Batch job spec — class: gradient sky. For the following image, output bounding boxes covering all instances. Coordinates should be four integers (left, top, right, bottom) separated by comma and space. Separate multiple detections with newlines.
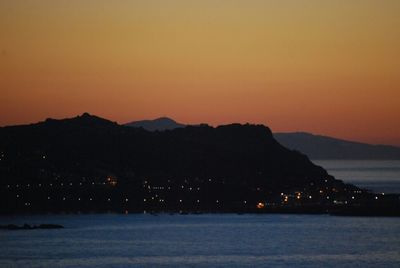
1, 0, 400, 145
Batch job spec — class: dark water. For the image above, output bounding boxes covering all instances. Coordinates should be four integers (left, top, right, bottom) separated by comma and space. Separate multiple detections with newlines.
314, 160, 400, 193
1, 214, 400, 267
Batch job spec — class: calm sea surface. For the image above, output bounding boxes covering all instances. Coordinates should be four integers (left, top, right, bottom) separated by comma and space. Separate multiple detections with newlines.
314, 160, 400, 193
0, 214, 400, 268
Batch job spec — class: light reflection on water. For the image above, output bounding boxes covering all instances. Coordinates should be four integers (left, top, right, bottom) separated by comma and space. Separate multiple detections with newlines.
1, 214, 400, 267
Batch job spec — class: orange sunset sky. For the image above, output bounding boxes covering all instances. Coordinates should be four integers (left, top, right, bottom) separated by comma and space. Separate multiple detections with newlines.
1, 0, 400, 146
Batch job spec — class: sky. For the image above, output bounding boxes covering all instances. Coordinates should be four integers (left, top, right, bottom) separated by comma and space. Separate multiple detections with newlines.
1, 0, 400, 146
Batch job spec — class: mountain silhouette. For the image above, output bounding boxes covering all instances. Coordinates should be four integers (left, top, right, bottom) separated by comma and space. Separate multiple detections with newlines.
274, 132, 400, 160
2, 114, 399, 215
125, 117, 185, 131
125, 117, 400, 159
0, 113, 341, 188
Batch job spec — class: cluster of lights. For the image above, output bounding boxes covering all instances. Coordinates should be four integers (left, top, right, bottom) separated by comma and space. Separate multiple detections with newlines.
7, 174, 388, 211
106, 177, 118, 186
152, 186, 165, 190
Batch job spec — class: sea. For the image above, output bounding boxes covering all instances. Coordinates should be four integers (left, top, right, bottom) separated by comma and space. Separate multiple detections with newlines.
314, 160, 400, 194
0, 160, 399, 268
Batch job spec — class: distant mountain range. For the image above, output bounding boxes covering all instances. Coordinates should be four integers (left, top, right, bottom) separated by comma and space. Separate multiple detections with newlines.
274, 132, 400, 160
126, 117, 400, 160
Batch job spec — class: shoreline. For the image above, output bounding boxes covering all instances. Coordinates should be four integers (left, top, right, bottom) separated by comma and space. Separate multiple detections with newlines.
1, 208, 399, 217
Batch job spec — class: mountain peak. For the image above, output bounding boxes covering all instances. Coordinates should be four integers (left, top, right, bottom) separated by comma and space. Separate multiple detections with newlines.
125, 117, 186, 131
80, 112, 92, 118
